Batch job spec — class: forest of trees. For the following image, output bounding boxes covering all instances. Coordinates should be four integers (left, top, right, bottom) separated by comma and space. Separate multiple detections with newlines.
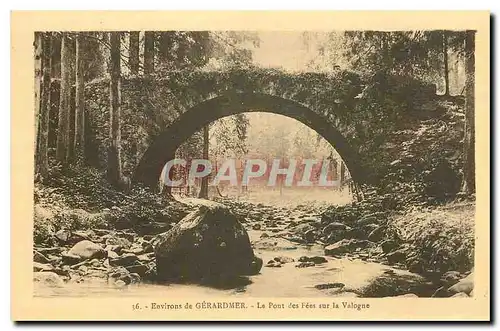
33, 30, 476, 200
33, 31, 259, 197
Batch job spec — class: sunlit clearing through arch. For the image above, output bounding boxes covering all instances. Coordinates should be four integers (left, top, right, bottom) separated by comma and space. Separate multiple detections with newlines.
161, 112, 354, 206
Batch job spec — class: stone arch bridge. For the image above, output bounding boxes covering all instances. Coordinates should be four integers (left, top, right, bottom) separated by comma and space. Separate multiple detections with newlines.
84, 67, 397, 191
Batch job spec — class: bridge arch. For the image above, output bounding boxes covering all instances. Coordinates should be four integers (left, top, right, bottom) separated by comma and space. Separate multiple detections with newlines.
133, 92, 365, 188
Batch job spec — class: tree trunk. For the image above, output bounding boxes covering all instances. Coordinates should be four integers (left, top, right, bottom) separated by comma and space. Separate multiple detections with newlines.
144, 31, 155, 75
340, 161, 346, 187
36, 32, 52, 179
462, 30, 475, 195
129, 31, 140, 75
107, 32, 122, 186
198, 125, 209, 199
34, 32, 43, 167
50, 34, 62, 79
443, 31, 450, 96
56, 33, 71, 164
74, 33, 85, 164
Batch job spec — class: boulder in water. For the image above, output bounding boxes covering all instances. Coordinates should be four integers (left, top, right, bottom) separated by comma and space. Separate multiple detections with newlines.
154, 202, 262, 281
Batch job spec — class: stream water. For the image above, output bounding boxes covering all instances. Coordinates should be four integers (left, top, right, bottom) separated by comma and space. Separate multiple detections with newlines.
34, 225, 437, 298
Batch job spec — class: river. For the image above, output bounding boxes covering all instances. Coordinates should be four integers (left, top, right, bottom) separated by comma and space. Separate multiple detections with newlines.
34, 197, 439, 298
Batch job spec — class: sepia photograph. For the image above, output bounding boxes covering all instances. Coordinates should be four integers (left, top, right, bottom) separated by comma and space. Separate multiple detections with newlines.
11, 11, 490, 321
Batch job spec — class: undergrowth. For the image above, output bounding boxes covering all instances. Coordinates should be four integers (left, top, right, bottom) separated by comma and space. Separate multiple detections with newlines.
33, 164, 186, 246
388, 202, 474, 273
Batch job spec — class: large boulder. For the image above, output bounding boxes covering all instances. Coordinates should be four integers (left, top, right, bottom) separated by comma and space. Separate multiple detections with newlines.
154, 202, 262, 282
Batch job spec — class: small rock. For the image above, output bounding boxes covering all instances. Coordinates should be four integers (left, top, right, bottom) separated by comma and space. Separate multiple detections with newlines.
110, 253, 138, 267
105, 236, 132, 249
265, 260, 282, 268
109, 267, 131, 284
89, 259, 101, 267
129, 273, 141, 283
252, 223, 262, 230
324, 239, 371, 256
441, 270, 462, 286
137, 253, 154, 262
78, 265, 88, 274
55, 229, 72, 243
308, 256, 328, 264
107, 250, 119, 259
141, 242, 154, 253
314, 283, 345, 290
33, 251, 50, 264
68, 240, 105, 260
105, 244, 123, 254
295, 262, 315, 268
33, 262, 54, 272
61, 252, 81, 265
114, 279, 127, 287
322, 222, 349, 235
260, 233, 270, 238
33, 272, 64, 288
273, 256, 294, 264
298, 256, 327, 264
123, 245, 144, 255
126, 263, 148, 276
72, 230, 95, 241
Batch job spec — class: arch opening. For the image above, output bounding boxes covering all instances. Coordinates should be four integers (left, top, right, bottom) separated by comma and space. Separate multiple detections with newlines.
133, 92, 365, 193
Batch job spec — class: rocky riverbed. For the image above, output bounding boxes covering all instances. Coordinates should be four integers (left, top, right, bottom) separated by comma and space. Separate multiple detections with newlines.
33, 198, 473, 298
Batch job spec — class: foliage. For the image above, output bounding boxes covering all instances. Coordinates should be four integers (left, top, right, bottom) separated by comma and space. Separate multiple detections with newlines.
34, 163, 188, 245
388, 203, 474, 273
